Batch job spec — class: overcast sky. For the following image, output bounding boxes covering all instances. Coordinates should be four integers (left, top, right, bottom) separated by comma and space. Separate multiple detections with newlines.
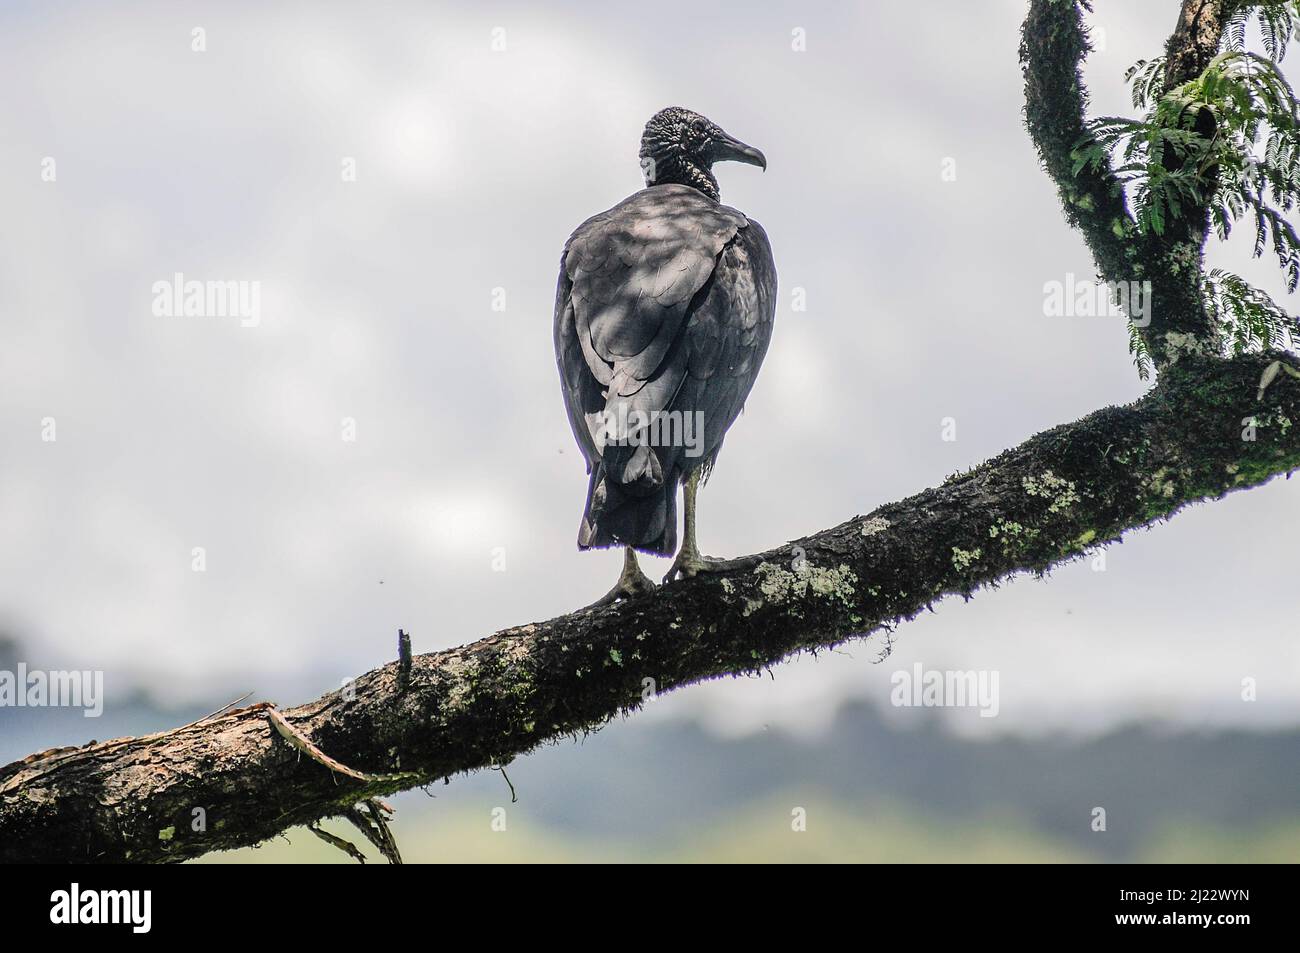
1, 0, 1297, 739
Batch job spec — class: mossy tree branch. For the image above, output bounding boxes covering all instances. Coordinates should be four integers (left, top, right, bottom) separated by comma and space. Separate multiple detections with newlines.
3, 351, 1300, 863
1022, 0, 1240, 370
1021, 0, 1139, 288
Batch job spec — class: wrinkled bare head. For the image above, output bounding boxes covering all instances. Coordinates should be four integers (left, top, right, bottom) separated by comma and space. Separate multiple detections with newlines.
638, 107, 766, 200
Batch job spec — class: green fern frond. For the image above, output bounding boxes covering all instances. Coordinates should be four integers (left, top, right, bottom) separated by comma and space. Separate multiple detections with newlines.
1203, 267, 1299, 356
1128, 319, 1152, 380
1088, 42, 1300, 242
1076, 3, 1300, 371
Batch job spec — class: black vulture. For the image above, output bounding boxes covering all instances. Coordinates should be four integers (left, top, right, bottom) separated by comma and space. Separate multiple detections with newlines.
554, 107, 777, 605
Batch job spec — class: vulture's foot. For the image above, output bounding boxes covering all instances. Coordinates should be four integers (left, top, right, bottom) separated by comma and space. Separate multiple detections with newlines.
585, 548, 657, 609
662, 547, 732, 583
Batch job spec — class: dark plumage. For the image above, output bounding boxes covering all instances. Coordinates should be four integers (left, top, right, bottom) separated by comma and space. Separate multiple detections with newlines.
554, 107, 777, 600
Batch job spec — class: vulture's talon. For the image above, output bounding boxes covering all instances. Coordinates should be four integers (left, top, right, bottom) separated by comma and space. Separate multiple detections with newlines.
585, 548, 657, 609
662, 551, 729, 584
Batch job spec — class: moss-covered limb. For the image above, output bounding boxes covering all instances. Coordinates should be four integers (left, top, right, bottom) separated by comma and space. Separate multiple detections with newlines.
3, 352, 1299, 864
1021, 1, 1238, 370
1020, 1, 1138, 292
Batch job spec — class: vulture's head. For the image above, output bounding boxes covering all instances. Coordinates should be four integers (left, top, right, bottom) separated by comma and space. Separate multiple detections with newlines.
639, 107, 766, 201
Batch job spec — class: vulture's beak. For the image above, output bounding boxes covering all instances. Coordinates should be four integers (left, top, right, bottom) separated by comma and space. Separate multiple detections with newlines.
711, 131, 767, 171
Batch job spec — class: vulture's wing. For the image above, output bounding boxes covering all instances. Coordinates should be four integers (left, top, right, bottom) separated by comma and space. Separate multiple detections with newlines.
555, 184, 748, 463
554, 183, 777, 551
669, 217, 777, 474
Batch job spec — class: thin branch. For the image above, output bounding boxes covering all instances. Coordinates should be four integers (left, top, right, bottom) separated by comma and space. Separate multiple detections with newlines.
267, 706, 417, 785
308, 822, 367, 864
1021, 0, 1138, 284
343, 801, 403, 865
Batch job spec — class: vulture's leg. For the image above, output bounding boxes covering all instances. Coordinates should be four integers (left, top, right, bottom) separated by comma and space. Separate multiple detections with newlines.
663, 469, 732, 582
585, 546, 656, 609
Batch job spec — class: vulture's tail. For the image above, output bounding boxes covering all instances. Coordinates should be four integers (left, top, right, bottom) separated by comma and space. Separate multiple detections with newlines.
577, 445, 678, 555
